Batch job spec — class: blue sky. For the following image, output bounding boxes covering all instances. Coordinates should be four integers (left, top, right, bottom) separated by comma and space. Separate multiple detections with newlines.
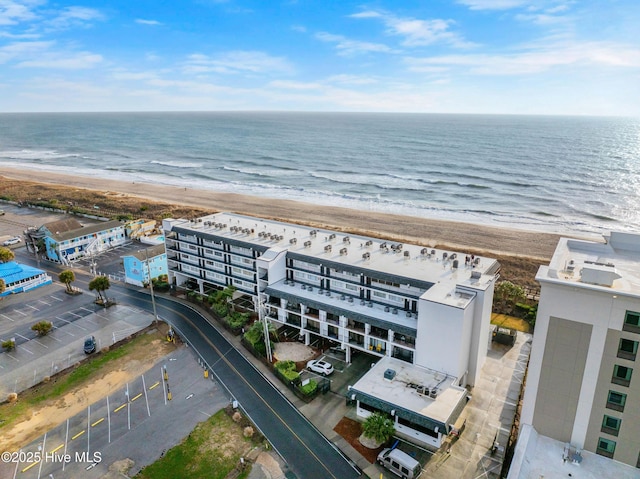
1, 0, 639, 115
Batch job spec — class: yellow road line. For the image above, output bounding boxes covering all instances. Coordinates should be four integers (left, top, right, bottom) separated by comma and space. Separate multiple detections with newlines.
91, 418, 105, 427
149, 381, 159, 390
50, 444, 64, 454
21, 460, 40, 473
71, 430, 85, 440
114, 403, 127, 413
131, 393, 143, 402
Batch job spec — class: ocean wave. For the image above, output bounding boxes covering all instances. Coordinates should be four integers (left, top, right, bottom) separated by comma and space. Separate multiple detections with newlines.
0, 149, 81, 161
150, 160, 203, 168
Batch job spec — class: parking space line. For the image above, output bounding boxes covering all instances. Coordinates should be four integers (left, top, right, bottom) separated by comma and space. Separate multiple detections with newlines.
25, 304, 39, 311
37, 432, 47, 477
6, 353, 19, 362
71, 430, 85, 440
21, 459, 39, 473
50, 295, 64, 302
0, 313, 14, 322
69, 312, 81, 318
149, 381, 160, 390
92, 418, 104, 427
50, 444, 64, 454
142, 374, 151, 417
131, 393, 143, 402
18, 345, 34, 355
15, 333, 30, 341
13, 309, 27, 316
38, 299, 51, 306
80, 307, 94, 314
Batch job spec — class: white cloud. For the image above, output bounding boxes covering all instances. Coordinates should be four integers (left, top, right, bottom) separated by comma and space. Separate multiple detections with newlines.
46, 6, 103, 30
325, 74, 378, 85
456, 0, 528, 10
315, 32, 394, 56
351, 10, 475, 49
291, 25, 306, 33
0, 0, 41, 26
17, 51, 102, 68
405, 41, 640, 75
0, 40, 52, 63
135, 19, 161, 26
183, 50, 293, 75
268, 80, 323, 90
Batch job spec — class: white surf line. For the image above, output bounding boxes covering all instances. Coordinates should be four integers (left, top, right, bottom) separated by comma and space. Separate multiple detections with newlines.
0, 313, 15, 322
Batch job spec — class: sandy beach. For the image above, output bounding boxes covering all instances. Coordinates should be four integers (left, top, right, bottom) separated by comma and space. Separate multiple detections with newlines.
0, 167, 580, 286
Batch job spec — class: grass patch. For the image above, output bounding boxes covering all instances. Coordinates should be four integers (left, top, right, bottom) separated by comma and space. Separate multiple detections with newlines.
0, 330, 166, 431
136, 409, 253, 479
491, 313, 531, 333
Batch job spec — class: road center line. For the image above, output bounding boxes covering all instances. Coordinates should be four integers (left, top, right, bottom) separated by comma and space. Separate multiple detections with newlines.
92, 417, 104, 427
71, 430, 85, 440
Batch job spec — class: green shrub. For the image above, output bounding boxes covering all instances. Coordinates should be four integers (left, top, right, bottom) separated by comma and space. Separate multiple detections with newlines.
274, 360, 300, 382
227, 311, 249, 329
31, 321, 53, 336
2, 339, 16, 351
213, 303, 229, 317
299, 380, 317, 396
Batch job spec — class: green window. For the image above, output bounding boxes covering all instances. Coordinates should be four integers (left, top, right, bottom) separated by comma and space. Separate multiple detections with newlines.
612, 365, 632, 386
601, 415, 621, 436
607, 390, 627, 412
624, 311, 640, 333
596, 438, 616, 458
618, 338, 638, 361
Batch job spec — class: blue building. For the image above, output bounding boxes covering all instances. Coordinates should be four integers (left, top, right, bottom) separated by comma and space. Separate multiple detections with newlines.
25, 218, 126, 265
122, 244, 168, 287
0, 261, 52, 296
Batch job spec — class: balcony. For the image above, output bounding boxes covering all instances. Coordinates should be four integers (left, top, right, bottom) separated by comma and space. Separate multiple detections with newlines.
348, 332, 364, 347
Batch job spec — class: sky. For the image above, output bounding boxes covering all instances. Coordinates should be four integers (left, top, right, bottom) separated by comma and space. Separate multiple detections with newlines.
1, 0, 639, 115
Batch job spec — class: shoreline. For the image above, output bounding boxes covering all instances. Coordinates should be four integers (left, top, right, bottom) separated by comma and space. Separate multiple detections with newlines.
0, 167, 573, 261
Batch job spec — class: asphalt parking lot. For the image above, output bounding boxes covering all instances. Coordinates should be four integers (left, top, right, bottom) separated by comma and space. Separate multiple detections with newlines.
1, 347, 227, 479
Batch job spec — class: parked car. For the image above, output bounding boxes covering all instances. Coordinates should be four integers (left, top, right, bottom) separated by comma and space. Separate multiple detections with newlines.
306, 359, 334, 376
377, 448, 422, 479
2, 236, 21, 246
84, 336, 96, 354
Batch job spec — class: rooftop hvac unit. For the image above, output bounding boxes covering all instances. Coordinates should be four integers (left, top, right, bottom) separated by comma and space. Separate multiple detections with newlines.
365, 240, 373, 247
450, 253, 457, 260
384, 306, 390, 312
380, 242, 388, 249
340, 247, 348, 255
348, 297, 353, 303
308, 286, 313, 292
471, 271, 482, 279
443, 252, 448, 260
258, 232, 264, 237
452, 259, 459, 269
431, 249, 436, 255
420, 248, 428, 256
362, 252, 370, 260
429, 389, 438, 399
404, 251, 410, 258
392, 308, 398, 315
301, 284, 306, 290
198, 218, 203, 222
384, 369, 396, 380
324, 245, 332, 252
474, 257, 480, 265
290, 238, 297, 244
310, 230, 317, 237
329, 233, 336, 240
304, 240, 312, 247
343, 236, 350, 243
222, 224, 227, 228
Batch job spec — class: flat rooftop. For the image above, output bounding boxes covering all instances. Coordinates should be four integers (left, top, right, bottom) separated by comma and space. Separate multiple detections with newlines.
165, 212, 499, 294
508, 424, 640, 479
350, 356, 466, 424
537, 231, 640, 295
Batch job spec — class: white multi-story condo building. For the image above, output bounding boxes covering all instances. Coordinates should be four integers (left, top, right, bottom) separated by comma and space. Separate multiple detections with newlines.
514, 231, 640, 473
163, 212, 500, 448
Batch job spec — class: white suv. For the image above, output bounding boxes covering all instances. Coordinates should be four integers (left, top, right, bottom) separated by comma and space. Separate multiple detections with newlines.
306, 359, 334, 376
3, 237, 21, 246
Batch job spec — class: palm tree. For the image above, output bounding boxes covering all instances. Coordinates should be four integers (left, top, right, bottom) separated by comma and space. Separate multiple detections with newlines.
360, 412, 395, 447
59, 270, 76, 293
89, 276, 111, 303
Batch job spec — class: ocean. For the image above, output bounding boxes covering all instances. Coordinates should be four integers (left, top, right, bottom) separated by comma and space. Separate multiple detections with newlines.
0, 112, 638, 236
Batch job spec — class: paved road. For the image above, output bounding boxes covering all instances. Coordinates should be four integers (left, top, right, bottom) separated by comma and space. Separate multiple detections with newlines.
114, 284, 362, 479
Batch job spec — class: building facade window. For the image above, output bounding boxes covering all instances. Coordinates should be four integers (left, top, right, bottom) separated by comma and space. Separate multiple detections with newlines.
596, 438, 616, 459
606, 390, 627, 412
618, 338, 638, 361
624, 311, 640, 334
601, 415, 622, 436
612, 365, 632, 387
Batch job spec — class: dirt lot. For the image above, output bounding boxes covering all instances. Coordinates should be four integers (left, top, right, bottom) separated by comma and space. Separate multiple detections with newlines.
0, 325, 178, 452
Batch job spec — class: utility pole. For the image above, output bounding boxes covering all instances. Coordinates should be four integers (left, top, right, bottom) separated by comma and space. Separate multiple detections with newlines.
143, 248, 158, 323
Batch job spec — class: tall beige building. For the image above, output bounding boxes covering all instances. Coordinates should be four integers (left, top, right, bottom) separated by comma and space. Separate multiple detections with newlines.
520, 231, 640, 469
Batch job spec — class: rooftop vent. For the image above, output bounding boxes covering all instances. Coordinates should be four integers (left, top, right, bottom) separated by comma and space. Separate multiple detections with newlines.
340, 247, 348, 256
362, 252, 370, 260
384, 369, 396, 380
343, 236, 350, 244
329, 233, 336, 240
290, 238, 297, 244
304, 240, 312, 248
310, 230, 317, 237
380, 242, 388, 249
324, 245, 332, 253
420, 248, 428, 256
365, 240, 373, 247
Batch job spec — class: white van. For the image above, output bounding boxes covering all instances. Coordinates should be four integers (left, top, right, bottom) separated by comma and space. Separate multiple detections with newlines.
377, 447, 422, 479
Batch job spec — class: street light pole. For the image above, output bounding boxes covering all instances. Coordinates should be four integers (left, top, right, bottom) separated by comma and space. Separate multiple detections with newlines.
257, 294, 272, 363
143, 248, 158, 323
